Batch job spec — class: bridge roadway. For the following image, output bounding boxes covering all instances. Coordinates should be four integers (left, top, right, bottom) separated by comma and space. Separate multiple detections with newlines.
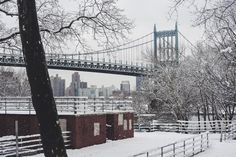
0, 53, 154, 76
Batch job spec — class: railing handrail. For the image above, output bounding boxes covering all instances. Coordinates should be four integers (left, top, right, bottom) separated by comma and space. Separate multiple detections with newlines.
222, 123, 236, 141
0, 131, 71, 157
0, 97, 134, 114
131, 131, 209, 157
134, 120, 236, 134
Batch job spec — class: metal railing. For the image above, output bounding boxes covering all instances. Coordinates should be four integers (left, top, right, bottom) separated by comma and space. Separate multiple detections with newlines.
222, 123, 236, 140
0, 53, 153, 76
131, 132, 209, 157
0, 97, 133, 115
0, 131, 71, 157
134, 120, 235, 133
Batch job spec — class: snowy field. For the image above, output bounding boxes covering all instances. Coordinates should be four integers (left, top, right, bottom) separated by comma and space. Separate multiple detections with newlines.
195, 134, 236, 157
29, 132, 235, 157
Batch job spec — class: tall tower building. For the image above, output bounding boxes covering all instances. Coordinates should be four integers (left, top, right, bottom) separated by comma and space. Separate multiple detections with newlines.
69, 72, 80, 96
120, 81, 130, 96
50, 74, 65, 96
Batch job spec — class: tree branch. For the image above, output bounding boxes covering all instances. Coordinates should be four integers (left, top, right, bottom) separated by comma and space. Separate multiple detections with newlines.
0, 0, 11, 5
0, 8, 18, 16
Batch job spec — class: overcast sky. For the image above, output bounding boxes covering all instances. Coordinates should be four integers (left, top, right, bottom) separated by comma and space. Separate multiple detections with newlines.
49, 0, 204, 90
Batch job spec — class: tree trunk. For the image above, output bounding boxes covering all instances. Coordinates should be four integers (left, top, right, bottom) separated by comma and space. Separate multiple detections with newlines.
17, 0, 67, 156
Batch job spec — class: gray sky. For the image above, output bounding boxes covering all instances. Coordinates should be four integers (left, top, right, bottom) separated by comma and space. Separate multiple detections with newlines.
49, 0, 204, 90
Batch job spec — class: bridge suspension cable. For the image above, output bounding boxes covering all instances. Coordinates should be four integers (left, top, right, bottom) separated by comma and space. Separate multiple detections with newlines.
77, 32, 154, 66
178, 30, 199, 51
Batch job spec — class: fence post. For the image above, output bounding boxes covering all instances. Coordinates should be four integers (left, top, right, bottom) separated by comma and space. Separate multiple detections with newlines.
84, 99, 86, 114
28, 98, 30, 115
93, 98, 96, 112
173, 143, 176, 157
111, 99, 113, 111
74, 98, 77, 114
192, 137, 195, 156
5, 97, 7, 114
177, 121, 180, 133
207, 133, 209, 148
201, 134, 203, 151
161, 147, 163, 157
220, 128, 223, 142
183, 140, 186, 156
15, 120, 19, 157
146, 152, 149, 157
102, 100, 104, 112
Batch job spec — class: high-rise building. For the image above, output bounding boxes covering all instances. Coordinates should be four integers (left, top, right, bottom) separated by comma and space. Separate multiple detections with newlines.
120, 81, 130, 96
89, 85, 99, 98
80, 82, 87, 88
99, 85, 116, 98
50, 74, 65, 96
66, 72, 80, 96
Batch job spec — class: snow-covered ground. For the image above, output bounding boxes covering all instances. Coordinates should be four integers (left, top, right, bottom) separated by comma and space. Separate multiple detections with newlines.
1, 132, 235, 157
32, 132, 197, 157
65, 132, 192, 157
196, 134, 236, 157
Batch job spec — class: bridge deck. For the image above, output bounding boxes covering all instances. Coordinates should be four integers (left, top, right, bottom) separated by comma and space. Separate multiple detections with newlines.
0, 53, 153, 76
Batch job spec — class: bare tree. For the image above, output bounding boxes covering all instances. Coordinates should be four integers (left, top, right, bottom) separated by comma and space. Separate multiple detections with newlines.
172, 0, 236, 120
139, 58, 198, 121
0, 0, 133, 156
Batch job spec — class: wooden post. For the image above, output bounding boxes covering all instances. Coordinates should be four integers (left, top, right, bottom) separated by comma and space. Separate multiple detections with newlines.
161, 147, 163, 157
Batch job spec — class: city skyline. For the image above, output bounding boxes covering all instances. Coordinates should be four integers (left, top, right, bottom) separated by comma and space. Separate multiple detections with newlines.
49, 70, 136, 90
50, 72, 133, 98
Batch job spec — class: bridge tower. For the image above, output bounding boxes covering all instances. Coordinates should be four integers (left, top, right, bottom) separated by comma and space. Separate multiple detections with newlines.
153, 23, 179, 65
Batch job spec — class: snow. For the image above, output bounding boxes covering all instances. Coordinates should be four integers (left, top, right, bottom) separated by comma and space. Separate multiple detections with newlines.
220, 47, 232, 53
31, 132, 196, 157
196, 134, 236, 157
2, 132, 235, 157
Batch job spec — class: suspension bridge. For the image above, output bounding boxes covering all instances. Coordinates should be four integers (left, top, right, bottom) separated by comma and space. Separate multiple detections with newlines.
0, 24, 182, 76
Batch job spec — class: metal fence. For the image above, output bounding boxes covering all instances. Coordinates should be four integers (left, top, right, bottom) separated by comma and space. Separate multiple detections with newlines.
0, 97, 133, 114
134, 120, 236, 133
0, 131, 70, 157
222, 123, 236, 140
132, 132, 209, 157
